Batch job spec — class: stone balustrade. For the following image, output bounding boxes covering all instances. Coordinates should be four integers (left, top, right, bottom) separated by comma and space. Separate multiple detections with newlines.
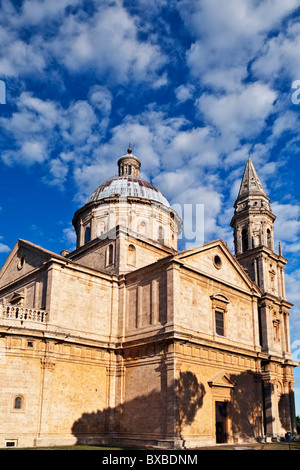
0, 304, 48, 323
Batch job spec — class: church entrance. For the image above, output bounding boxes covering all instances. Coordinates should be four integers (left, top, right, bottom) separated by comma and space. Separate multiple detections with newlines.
215, 401, 227, 443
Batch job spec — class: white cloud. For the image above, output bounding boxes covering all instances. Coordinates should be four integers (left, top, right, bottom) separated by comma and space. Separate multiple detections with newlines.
1, 140, 48, 166
62, 100, 98, 146
224, 146, 251, 167
45, 158, 69, 189
18, 0, 80, 26
286, 269, 300, 346
1, 92, 59, 141
273, 202, 300, 245
159, 126, 220, 171
62, 225, 76, 251
196, 83, 277, 150
180, 0, 299, 38
47, 3, 167, 85
0, 29, 47, 77
175, 84, 195, 103
0, 91, 103, 171
285, 269, 300, 311
0, 242, 10, 254
88, 85, 112, 115
252, 21, 300, 83
0, 1, 167, 87
269, 109, 300, 141
181, 0, 299, 86
153, 167, 223, 246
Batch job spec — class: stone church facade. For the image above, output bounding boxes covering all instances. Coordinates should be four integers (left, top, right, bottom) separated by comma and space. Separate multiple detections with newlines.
0, 148, 297, 448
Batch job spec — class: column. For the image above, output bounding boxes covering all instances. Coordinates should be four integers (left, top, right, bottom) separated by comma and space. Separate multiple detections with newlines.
258, 254, 266, 292
90, 210, 96, 240
105, 350, 117, 434
151, 278, 159, 325
284, 310, 291, 354
35, 342, 56, 444
79, 220, 83, 247
259, 301, 272, 351
288, 380, 297, 433
262, 379, 276, 439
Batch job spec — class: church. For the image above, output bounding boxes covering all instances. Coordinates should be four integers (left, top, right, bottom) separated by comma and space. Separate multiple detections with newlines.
0, 147, 297, 448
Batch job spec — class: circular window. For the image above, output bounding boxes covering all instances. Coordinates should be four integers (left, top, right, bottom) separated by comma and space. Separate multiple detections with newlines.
213, 255, 222, 269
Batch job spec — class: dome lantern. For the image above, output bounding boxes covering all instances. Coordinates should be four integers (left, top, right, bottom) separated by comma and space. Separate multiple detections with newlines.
117, 146, 141, 177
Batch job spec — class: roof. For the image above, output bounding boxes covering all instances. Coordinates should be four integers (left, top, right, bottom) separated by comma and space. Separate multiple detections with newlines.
86, 175, 170, 207
237, 157, 267, 200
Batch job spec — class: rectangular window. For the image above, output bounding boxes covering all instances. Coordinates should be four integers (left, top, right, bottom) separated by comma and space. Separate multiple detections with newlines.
6, 441, 17, 447
215, 310, 224, 336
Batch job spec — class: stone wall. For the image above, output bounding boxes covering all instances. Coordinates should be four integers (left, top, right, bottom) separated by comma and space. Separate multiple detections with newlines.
0, 334, 110, 448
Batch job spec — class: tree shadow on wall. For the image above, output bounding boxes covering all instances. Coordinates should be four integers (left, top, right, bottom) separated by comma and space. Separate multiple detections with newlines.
229, 370, 265, 440
278, 386, 296, 434
230, 370, 294, 440
71, 366, 295, 446
175, 371, 206, 441
71, 369, 205, 446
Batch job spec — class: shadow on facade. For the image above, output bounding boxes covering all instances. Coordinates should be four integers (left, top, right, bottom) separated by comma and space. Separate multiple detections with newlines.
71, 370, 205, 446
230, 370, 294, 440
230, 370, 266, 440
175, 371, 206, 440
71, 367, 294, 446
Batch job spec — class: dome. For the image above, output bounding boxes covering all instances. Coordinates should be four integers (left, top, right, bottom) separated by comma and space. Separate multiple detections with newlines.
72, 147, 181, 253
86, 175, 170, 207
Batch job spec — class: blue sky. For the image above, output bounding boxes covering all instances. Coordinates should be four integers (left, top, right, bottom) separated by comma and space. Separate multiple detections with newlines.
0, 0, 300, 413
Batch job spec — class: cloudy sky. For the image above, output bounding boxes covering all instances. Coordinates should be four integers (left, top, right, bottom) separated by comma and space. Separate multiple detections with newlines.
0, 0, 300, 409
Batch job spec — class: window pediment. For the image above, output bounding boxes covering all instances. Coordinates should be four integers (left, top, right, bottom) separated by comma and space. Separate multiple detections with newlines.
208, 371, 235, 389
210, 293, 230, 304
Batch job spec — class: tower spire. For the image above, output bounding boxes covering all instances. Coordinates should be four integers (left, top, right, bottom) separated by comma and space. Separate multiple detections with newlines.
237, 156, 266, 200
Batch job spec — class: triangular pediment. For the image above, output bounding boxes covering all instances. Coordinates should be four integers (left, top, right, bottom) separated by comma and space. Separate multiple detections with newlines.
175, 239, 261, 296
208, 371, 235, 388
0, 239, 65, 289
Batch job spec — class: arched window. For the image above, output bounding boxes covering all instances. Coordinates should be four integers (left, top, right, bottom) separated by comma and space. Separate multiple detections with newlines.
17, 256, 25, 270
242, 228, 248, 252
158, 226, 164, 244
128, 244, 136, 266
14, 396, 22, 410
84, 226, 91, 244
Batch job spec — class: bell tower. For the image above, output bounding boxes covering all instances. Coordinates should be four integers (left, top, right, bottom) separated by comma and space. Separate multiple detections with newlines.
230, 156, 285, 297
231, 156, 296, 438
230, 156, 294, 353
